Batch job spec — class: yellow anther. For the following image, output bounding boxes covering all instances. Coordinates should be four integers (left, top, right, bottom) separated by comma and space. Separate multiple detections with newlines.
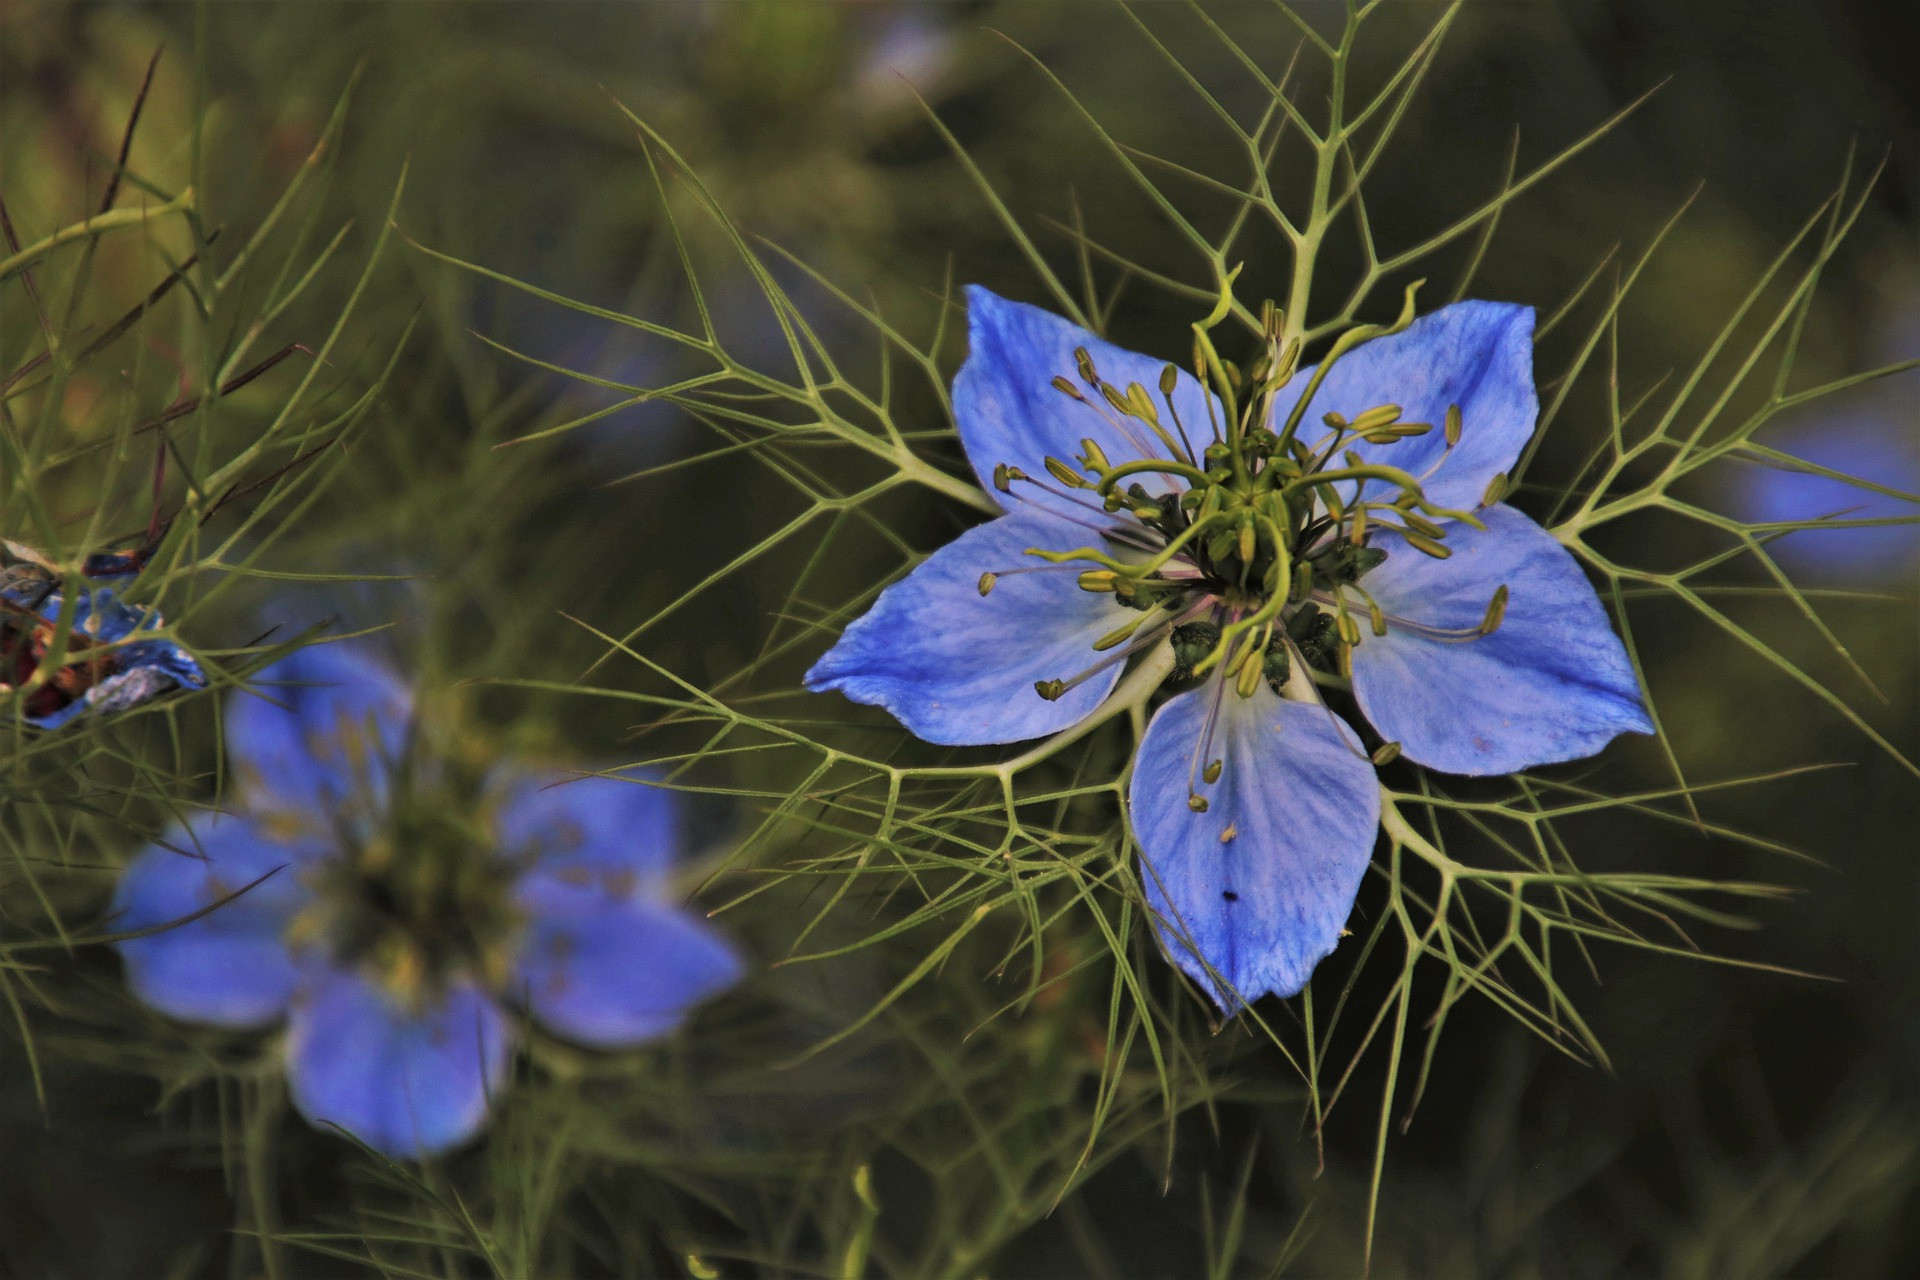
1350, 404, 1403, 433
1044, 457, 1089, 488
1479, 584, 1510, 636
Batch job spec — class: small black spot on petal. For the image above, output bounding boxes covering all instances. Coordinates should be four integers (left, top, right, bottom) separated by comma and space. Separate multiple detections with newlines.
1222, 891, 1239, 902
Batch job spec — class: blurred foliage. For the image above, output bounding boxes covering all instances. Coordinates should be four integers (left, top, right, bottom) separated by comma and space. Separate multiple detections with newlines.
2, 1, 1917, 1277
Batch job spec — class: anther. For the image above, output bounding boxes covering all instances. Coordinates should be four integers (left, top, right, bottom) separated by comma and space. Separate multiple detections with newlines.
1234, 653, 1264, 698
1074, 347, 1098, 385
1044, 457, 1090, 488
1051, 375, 1087, 401
1481, 470, 1508, 507
1371, 742, 1402, 765
1034, 678, 1067, 701
1401, 510, 1445, 539
1076, 570, 1117, 592
977, 572, 997, 597
1402, 532, 1453, 559
1159, 363, 1179, 396
1350, 404, 1402, 433
1202, 758, 1224, 784
1092, 615, 1150, 652
1444, 404, 1463, 446
1478, 584, 1510, 636
1125, 382, 1159, 423
1272, 337, 1301, 386
1187, 793, 1209, 813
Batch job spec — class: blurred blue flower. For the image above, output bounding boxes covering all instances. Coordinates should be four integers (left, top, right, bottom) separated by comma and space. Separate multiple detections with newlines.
1734, 418, 1920, 583
2, 540, 205, 730
113, 642, 743, 1159
807, 288, 1651, 1009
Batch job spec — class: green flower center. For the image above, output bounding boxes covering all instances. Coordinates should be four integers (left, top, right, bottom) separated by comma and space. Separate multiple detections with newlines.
982, 298, 1511, 724
295, 788, 523, 1002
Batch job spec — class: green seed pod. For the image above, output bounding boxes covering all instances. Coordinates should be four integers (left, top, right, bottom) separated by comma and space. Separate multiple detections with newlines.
1262, 636, 1292, 694
1169, 620, 1222, 681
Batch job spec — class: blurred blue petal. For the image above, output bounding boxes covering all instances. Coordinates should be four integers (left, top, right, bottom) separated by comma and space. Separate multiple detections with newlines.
497, 768, 682, 897
1272, 301, 1536, 512
12, 586, 205, 730
226, 642, 411, 817
286, 967, 511, 1160
1734, 419, 1920, 582
955, 287, 1217, 519
1130, 681, 1380, 1008
512, 895, 743, 1048
1351, 503, 1652, 775
805, 510, 1137, 744
112, 814, 318, 1028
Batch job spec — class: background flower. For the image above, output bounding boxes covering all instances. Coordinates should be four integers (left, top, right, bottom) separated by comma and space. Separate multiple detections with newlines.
2, 544, 204, 730
113, 642, 743, 1158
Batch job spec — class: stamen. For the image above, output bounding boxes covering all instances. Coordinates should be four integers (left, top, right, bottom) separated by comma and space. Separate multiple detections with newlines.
1184, 658, 1236, 812
1400, 531, 1452, 559
1067, 349, 1165, 463
1160, 363, 1200, 464
1003, 468, 1165, 547
1031, 607, 1188, 702
1311, 589, 1492, 644
1479, 584, 1510, 635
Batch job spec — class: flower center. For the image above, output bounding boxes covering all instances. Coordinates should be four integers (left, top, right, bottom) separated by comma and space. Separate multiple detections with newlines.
294, 787, 523, 1003
980, 303, 1510, 716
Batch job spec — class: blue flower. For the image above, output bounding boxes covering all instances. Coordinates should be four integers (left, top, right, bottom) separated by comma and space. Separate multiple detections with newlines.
2, 540, 205, 730
1734, 418, 1920, 583
112, 642, 744, 1159
807, 288, 1652, 1009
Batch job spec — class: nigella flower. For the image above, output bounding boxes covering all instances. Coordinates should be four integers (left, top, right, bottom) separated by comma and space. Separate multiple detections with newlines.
112, 642, 744, 1158
2, 539, 205, 730
1734, 418, 1920, 583
807, 287, 1652, 1009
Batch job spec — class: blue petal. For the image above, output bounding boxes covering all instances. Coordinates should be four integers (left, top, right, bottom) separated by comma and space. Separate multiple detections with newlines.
112, 814, 319, 1028
1271, 301, 1536, 512
805, 510, 1138, 745
955, 286, 1218, 517
226, 642, 412, 817
1734, 417, 1920, 582
494, 767, 681, 894
512, 895, 743, 1048
1350, 503, 1653, 775
13, 587, 205, 730
285, 967, 512, 1159
1130, 681, 1380, 1008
